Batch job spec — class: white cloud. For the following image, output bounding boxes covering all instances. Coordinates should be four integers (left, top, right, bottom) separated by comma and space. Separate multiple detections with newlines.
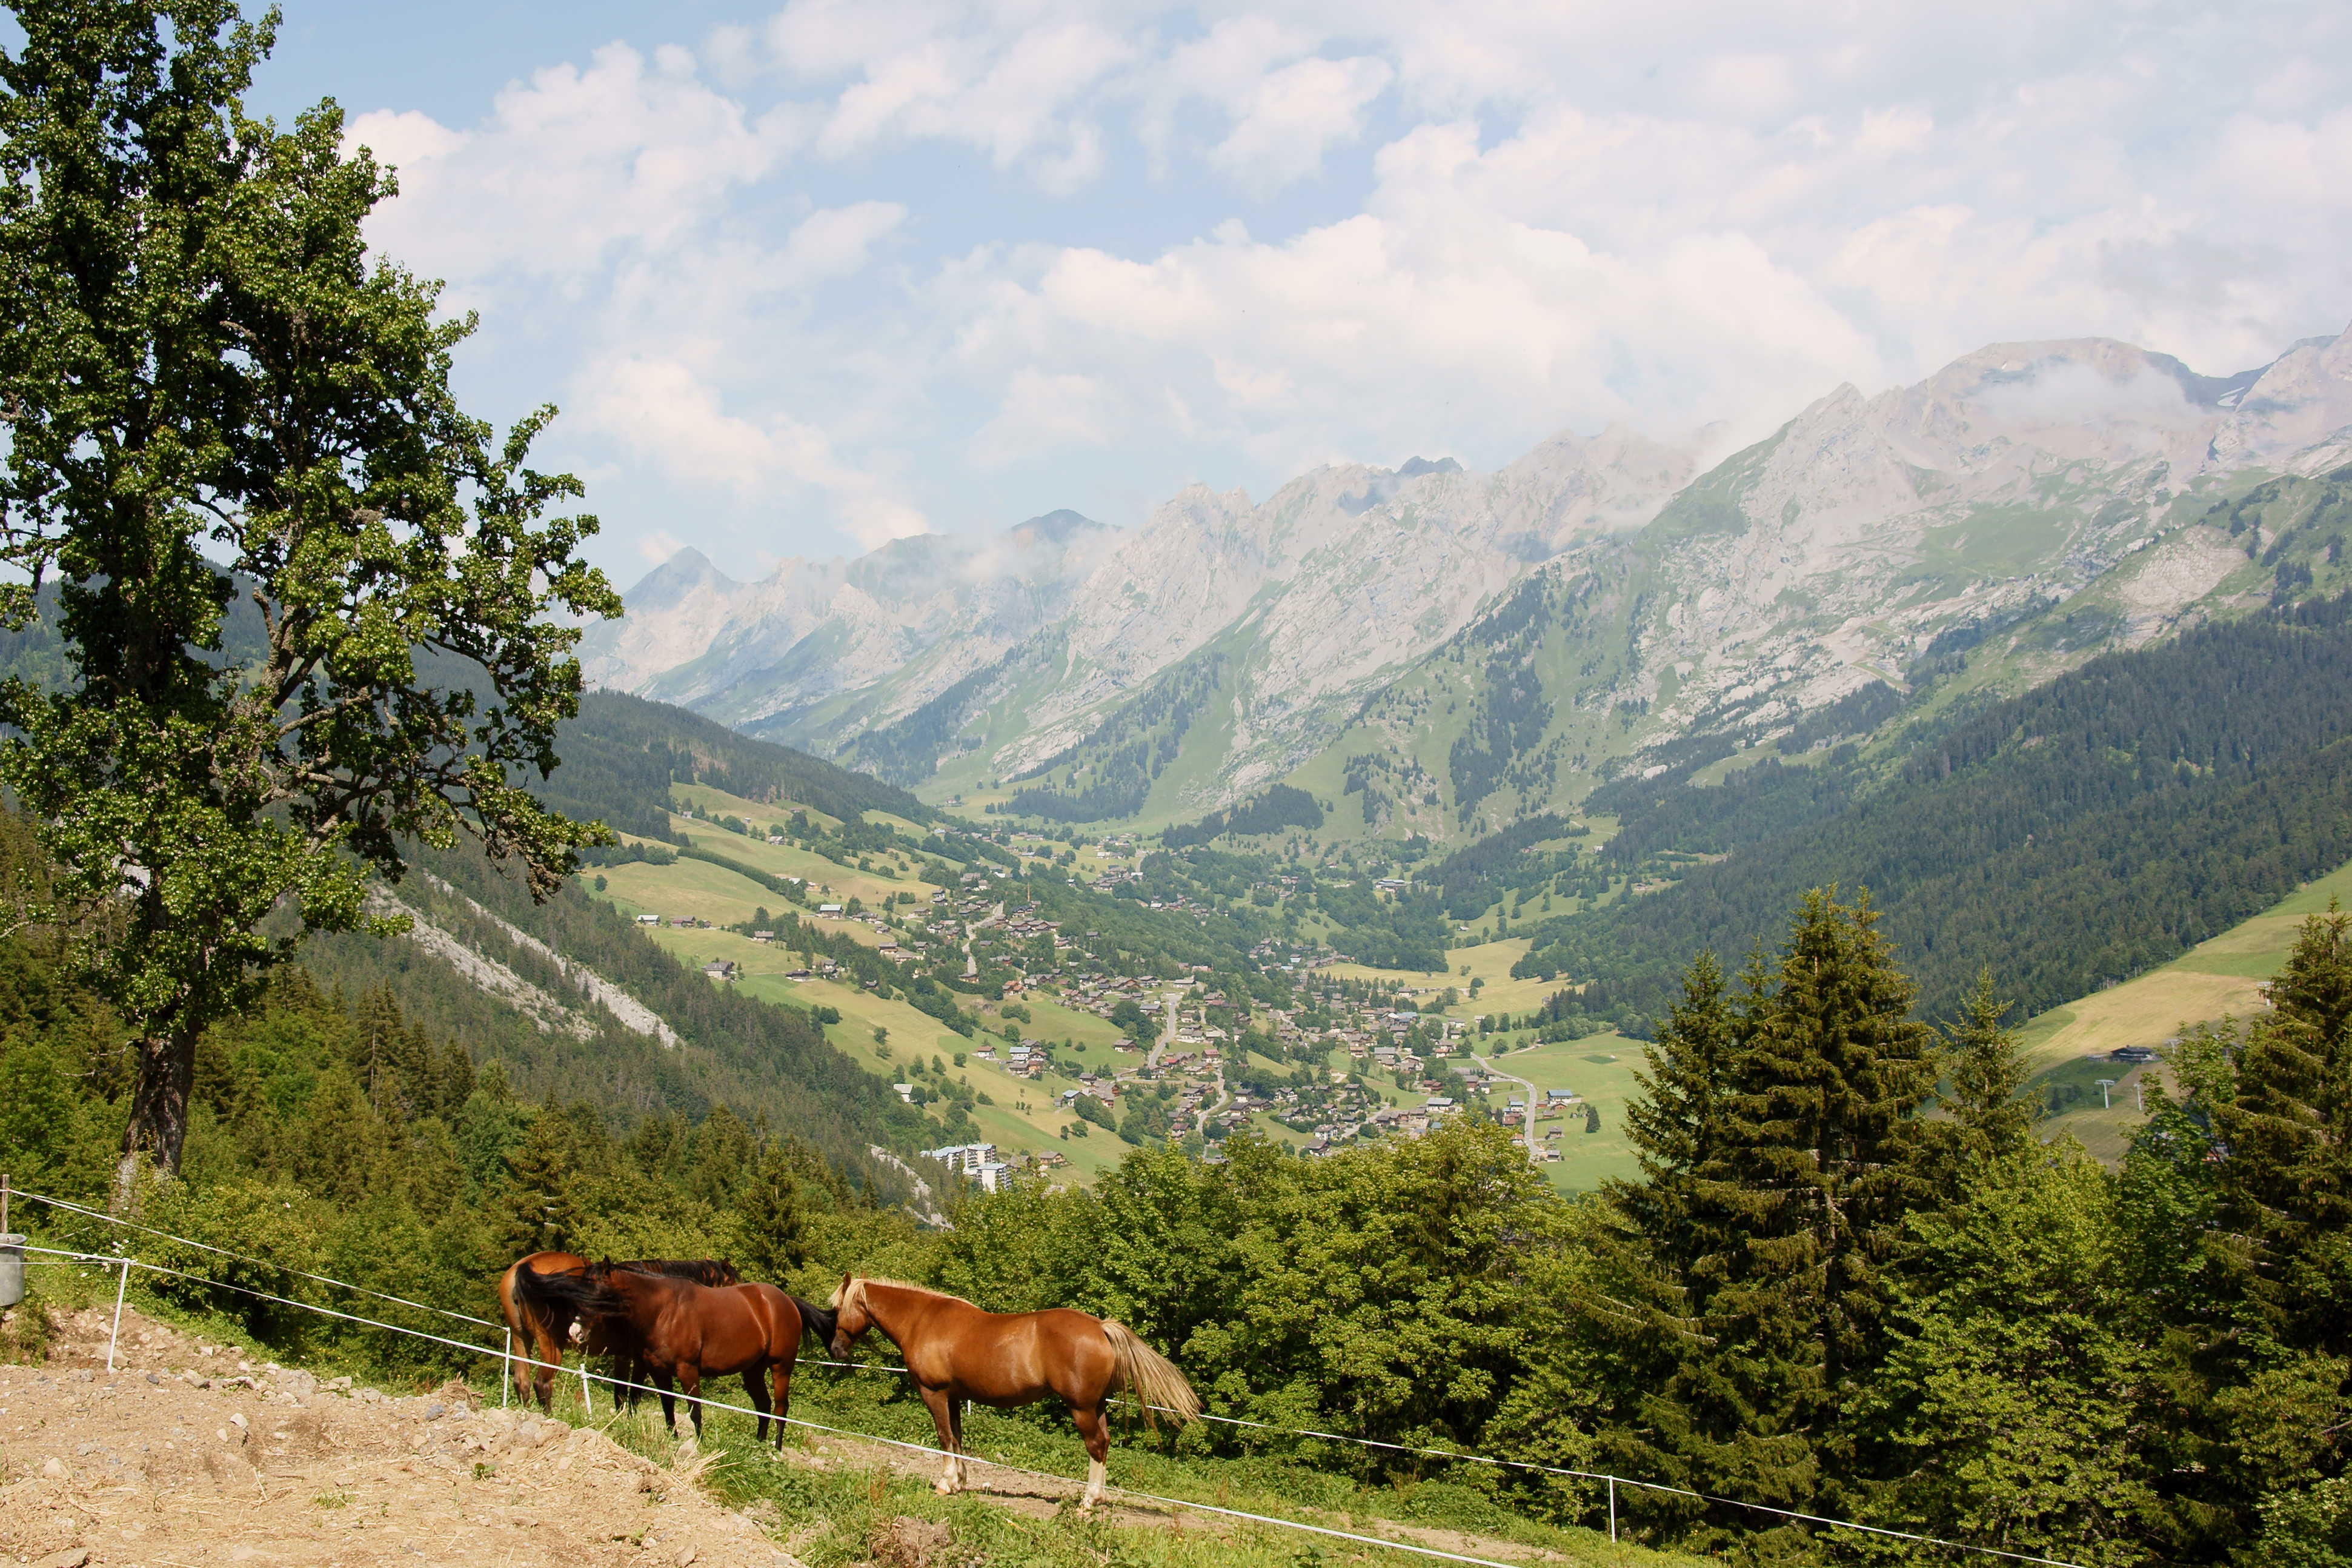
778, 201, 910, 285
350, 43, 794, 291
339, 0, 2352, 568
575, 357, 929, 548
1208, 54, 1394, 193
970, 368, 1121, 467
759, 0, 1131, 189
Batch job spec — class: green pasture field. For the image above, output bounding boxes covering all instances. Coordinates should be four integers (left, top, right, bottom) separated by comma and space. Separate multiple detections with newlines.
1475, 1037, 1647, 1192
665, 812, 934, 902
999, 993, 1131, 1051
580, 877, 1175, 1181
602, 874, 898, 952
1326, 937, 1575, 1023
596, 857, 782, 931
2014, 853, 2352, 1161
786, 978, 1129, 1182
669, 780, 841, 831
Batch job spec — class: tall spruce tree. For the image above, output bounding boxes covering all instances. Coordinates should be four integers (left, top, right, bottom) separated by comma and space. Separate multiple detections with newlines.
1932, 968, 2036, 1184
501, 1112, 577, 1257
2119, 904, 2352, 1563
2210, 904, 2352, 1354
1616, 951, 1734, 1256
736, 1141, 809, 1281
1616, 888, 1940, 1530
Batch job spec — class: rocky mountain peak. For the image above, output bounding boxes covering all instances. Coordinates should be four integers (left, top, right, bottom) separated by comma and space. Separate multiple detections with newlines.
620, 545, 736, 611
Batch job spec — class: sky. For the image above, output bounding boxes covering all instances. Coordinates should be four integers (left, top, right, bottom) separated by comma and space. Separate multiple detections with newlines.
240, 0, 2352, 585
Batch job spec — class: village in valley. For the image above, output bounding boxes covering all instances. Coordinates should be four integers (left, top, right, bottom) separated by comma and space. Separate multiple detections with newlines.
585, 787, 1633, 1195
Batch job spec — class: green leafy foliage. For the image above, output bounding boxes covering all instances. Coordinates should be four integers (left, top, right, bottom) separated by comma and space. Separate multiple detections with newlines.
0, 0, 619, 1178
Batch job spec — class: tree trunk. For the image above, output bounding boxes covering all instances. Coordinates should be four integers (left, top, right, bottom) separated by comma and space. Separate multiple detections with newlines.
113, 1030, 195, 1211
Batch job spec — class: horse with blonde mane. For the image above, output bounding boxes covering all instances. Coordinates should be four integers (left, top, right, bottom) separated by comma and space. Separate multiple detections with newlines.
828, 1276, 1198, 1508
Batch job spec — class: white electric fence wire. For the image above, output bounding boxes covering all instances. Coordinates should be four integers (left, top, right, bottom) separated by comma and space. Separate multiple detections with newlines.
15, 1186, 500, 1328
24, 1246, 1519, 1568
17, 1240, 2091, 1568
797, 1354, 2088, 1564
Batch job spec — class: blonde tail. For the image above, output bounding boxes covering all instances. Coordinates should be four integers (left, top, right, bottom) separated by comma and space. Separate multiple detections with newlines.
1101, 1320, 1199, 1426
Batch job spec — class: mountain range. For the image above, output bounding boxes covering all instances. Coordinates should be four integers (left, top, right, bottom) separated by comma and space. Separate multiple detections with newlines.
582, 325, 2352, 838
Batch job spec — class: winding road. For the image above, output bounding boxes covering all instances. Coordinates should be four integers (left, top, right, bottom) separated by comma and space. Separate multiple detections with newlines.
1469, 1048, 1544, 1166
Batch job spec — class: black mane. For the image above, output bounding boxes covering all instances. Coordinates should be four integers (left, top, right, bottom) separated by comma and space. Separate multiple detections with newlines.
611, 1257, 740, 1286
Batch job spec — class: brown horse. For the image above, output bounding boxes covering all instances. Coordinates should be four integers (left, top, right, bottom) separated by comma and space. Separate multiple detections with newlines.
827, 1276, 1198, 1508
514, 1264, 819, 1445
496, 1251, 739, 1411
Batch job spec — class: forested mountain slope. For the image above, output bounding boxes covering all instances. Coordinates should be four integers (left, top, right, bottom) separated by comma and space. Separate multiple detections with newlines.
1508, 592, 2352, 1026
308, 837, 926, 1190
544, 688, 931, 843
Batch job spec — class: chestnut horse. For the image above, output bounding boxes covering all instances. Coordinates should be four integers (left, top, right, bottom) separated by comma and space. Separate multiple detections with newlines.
497, 1251, 739, 1411
828, 1276, 1198, 1508
514, 1263, 825, 1445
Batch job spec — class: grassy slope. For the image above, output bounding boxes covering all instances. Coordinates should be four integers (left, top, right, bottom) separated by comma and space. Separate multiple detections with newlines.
608, 911, 1139, 1181
671, 780, 840, 830
2015, 852, 2352, 1160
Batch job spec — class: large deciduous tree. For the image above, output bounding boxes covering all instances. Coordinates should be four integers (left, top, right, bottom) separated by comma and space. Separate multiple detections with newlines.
0, 0, 618, 1198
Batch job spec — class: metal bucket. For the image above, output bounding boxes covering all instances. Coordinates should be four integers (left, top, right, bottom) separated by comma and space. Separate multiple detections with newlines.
0, 1234, 24, 1309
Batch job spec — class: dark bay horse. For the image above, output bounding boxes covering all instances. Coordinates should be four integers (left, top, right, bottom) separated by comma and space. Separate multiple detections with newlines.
497, 1251, 739, 1410
828, 1276, 1198, 1507
515, 1263, 829, 1445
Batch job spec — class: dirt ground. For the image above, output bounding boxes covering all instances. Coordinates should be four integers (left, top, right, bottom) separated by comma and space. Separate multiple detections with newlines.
0, 1303, 806, 1568
0, 1301, 1579, 1568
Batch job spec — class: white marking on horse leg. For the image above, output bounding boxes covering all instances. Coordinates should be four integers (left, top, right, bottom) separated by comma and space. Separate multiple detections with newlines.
1081, 1456, 1106, 1509
935, 1453, 959, 1495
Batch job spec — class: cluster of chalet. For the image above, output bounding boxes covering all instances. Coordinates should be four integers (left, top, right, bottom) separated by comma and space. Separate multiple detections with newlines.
922, 1141, 1012, 1192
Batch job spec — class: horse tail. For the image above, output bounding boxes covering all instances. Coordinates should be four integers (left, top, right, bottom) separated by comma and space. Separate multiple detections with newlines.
789, 1295, 839, 1350
1100, 1320, 1198, 1426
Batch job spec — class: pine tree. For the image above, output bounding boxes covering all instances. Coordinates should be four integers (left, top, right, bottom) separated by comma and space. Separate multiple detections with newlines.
736, 1140, 809, 1281
350, 986, 404, 1109
1618, 888, 1940, 1525
685, 1105, 757, 1207
290, 1067, 393, 1207
2211, 903, 2352, 1355
1935, 968, 2034, 1183
431, 1035, 476, 1121
1614, 951, 1733, 1262
501, 1111, 578, 1256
